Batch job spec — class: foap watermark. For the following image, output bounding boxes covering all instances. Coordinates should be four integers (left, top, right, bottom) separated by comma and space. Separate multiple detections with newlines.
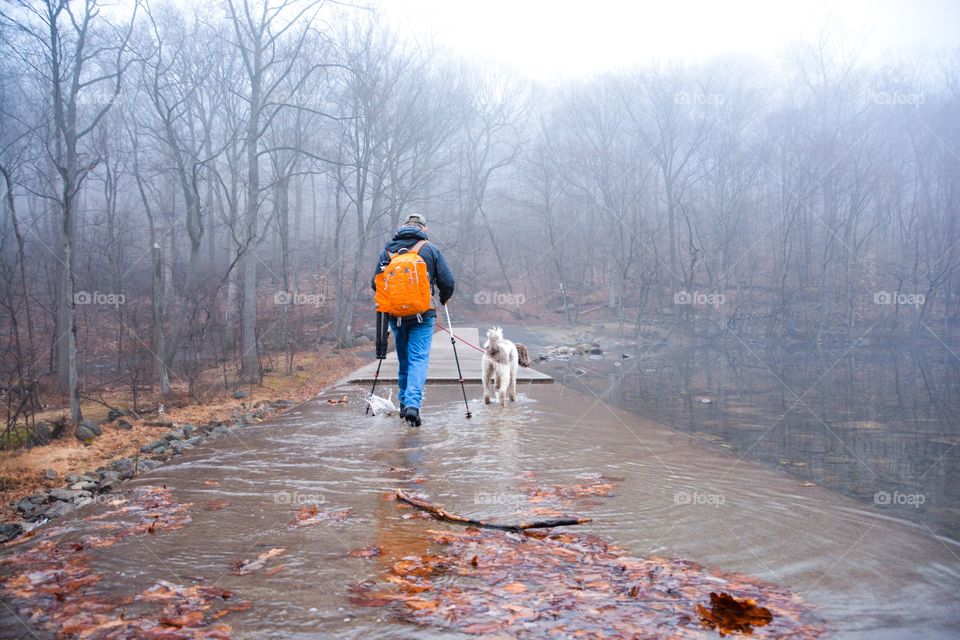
474, 491, 525, 508
80, 492, 126, 507
74, 291, 125, 307
273, 490, 326, 506
474, 290, 526, 306
674, 91, 726, 106
874, 490, 925, 508
674, 290, 725, 307
873, 290, 924, 308
77, 90, 124, 107
868, 90, 925, 107
674, 490, 725, 507
274, 291, 325, 307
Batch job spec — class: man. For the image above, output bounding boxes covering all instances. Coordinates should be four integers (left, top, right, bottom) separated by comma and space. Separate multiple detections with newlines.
371, 214, 455, 426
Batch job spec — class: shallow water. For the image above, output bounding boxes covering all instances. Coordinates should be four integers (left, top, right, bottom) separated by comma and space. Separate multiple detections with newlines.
3, 381, 959, 638
514, 328, 960, 542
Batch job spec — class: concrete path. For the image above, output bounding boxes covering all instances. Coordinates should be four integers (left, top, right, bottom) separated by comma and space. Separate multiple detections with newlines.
344, 327, 552, 384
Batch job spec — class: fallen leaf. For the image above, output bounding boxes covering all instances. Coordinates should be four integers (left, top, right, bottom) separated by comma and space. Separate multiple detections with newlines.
205, 499, 230, 512
233, 548, 285, 575
696, 591, 774, 635
503, 582, 527, 593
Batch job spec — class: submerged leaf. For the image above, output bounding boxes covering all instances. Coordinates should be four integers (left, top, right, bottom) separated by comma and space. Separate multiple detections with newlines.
697, 591, 774, 635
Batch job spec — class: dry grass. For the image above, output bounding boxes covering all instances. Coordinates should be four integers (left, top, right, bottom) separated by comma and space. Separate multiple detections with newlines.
0, 346, 365, 519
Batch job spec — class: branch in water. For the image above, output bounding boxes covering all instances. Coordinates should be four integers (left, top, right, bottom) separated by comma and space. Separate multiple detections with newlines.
395, 489, 592, 531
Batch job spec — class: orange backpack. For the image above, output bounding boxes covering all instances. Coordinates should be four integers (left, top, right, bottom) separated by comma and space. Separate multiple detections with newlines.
374, 240, 433, 317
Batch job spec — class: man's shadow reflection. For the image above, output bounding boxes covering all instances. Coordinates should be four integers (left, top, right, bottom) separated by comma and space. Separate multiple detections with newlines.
372, 428, 434, 573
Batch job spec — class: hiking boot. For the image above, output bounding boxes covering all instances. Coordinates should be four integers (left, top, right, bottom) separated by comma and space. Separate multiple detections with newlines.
399, 402, 406, 418
403, 406, 421, 427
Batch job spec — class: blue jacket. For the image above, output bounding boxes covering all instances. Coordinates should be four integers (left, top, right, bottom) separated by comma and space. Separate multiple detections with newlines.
371, 226, 456, 319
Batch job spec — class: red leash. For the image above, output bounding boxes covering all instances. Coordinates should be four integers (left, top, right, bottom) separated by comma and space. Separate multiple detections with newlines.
435, 322, 485, 353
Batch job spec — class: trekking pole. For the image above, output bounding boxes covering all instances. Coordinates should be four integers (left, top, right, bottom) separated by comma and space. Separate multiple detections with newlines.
366, 311, 389, 415
443, 304, 472, 419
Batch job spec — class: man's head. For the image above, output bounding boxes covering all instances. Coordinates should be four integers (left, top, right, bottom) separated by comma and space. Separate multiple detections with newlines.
404, 213, 427, 229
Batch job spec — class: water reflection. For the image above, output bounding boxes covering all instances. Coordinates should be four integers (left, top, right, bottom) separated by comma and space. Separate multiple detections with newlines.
542, 337, 960, 540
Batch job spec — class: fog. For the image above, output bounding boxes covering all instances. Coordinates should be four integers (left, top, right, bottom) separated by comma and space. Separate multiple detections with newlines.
0, 0, 957, 417
0, 1, 959, 637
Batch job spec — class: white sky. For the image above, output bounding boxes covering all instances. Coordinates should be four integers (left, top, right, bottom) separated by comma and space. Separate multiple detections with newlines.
376, 0, 960, 80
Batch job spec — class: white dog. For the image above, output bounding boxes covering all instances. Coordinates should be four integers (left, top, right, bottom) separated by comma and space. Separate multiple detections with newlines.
482, 327, 531, 407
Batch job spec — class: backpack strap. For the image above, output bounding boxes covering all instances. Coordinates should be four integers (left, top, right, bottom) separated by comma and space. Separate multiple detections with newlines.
387, 239, 428, 260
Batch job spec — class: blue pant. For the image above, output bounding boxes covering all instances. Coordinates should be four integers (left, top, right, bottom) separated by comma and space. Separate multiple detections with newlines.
390, 315, 434, 409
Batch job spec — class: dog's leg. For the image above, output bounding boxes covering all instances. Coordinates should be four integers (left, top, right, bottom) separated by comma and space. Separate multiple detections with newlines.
497, 371, 508, 407
482, 359, 492, 405
509, 362, 518, 401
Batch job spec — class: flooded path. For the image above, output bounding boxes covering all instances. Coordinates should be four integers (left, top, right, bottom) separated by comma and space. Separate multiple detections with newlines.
2, 364, 959, 637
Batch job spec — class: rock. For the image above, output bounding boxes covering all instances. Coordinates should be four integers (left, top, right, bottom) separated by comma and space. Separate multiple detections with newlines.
15, 498, 38, 514
75, 419, 102, 441
185, 437, 202, 447
69, 481, 97, 492
107, 407, 131, 421
141, 439, 167, 453
97, 471, 122, 492
111, 458, 136, 479
590, 346, 603, 355
354, 335, 372, 345
181, 424, 195, 437
43, 501, 76, 519
43, 468, 58, 481
211, 425, 229, 436
48, 488, 83, 502
168, 440, 184, 454
0, 523, 23, 543
31, 421, 53, 446
115, 419, 133, 430
273, 399, 293, 408
136, 459, 162, 473
165, 430, 185, 442
233, 390, 249, 400
574, 368, 587, 376
144, 420, 174, 428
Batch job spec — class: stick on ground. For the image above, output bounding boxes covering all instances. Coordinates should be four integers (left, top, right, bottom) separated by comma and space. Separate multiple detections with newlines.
395, 488, 592, 531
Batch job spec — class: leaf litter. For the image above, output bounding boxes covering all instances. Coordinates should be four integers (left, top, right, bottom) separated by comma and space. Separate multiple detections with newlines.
350, 526, 824, 638
344, 474, 824, 638
0, 485, 250, 638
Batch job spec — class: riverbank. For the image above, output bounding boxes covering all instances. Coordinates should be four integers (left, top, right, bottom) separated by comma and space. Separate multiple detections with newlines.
0, 346, 365, 534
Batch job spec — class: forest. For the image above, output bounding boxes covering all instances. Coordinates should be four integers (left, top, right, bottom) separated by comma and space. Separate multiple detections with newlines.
1, 0, 957, 435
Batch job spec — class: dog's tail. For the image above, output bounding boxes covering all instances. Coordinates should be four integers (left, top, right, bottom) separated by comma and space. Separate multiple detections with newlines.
516, 343, 532, 368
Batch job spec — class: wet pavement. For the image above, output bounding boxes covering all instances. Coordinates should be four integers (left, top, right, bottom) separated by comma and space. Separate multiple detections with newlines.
2, 341, 959, 638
